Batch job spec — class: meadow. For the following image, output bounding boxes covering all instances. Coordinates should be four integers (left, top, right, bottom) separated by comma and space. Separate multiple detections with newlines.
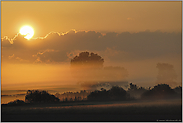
1, 98, 182, 122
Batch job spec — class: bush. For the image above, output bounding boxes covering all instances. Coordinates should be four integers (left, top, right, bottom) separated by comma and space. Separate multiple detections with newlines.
87, 90, 110, 101
109, 86, 127, 100
7, 99, 25, 106
25, 90, 60, 103
141, 84, 177, 99
87, 86, 127, 101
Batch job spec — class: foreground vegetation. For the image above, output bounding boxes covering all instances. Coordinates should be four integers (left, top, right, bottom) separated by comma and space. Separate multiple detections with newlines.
3, 83, 182, 106
2, 83, 182, 121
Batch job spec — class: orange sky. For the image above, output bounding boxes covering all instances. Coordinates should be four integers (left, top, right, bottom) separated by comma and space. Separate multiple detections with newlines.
1, 1, 181, 38
1, 1, 182, 91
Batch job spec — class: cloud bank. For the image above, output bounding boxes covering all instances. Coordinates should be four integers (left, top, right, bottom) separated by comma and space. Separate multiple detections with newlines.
1, 30, 181, 64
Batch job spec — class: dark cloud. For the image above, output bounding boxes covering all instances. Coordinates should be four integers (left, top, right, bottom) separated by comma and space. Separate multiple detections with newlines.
1, 30, 181, 64
34, 49, 68, 63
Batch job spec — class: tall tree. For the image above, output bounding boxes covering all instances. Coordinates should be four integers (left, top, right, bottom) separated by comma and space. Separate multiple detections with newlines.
70, 51, 104, 86
71, 51, 104, 69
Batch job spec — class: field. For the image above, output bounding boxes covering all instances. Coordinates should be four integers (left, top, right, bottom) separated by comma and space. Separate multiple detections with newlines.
1, 99, 182, 122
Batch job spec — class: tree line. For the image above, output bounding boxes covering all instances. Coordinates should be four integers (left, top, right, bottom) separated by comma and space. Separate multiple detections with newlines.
5, 83, 182, 106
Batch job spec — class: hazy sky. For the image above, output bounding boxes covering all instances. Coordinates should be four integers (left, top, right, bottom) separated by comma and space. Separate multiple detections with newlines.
2, 1, 181, 38
1, 1, 182, 91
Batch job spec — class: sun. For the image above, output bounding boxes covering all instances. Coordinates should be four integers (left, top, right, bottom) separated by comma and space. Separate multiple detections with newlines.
19, 25, 34, 40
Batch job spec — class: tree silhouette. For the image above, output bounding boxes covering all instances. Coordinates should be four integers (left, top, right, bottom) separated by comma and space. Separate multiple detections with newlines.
109, 86, 127, 100
129, 83, 138, 90
141, 84, 176, 99
87, 86, 127, 101
25, 90, 60, 103
174, 86, 182, 94
87, 90, 110, 101
127, 83, 147, 99
7, 99, 25, 106
70, 51, 128, 91
71, 51, 104, 68
70, 51, 104, 84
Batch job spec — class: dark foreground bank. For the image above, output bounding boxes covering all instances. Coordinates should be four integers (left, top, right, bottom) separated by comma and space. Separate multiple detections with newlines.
1, 99, 182, 122
2, 114, 182, 122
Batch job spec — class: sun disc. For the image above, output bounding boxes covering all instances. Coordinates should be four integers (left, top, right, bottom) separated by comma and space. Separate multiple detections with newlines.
19, 26, 34, 40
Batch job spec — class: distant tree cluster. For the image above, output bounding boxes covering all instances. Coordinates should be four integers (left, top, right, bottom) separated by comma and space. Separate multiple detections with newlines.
141, 84, 180, 99
174, 86, 182, 94
70, 51, 128, 84
55, 90, 90, 102
7, 99, 25, 106
4, 83, 182, 105
126, 83, 182, 100
25, 90, 60, 103
87, 86, 128, 101
24, 84, 180, 103
127, 83, 147, 99
71, 51, 104, 68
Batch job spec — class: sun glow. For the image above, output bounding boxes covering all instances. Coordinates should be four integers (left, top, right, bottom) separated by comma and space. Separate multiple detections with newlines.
19, 25, 34, 40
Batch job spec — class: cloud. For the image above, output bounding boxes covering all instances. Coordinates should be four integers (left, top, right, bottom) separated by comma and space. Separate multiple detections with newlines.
100, 47, 130, 62
8, 54, 14, 59
1, 30, 181, 64
1, 30, 181, 88
33, 49, 67, 63
1, 33, 19, 45
7, 53, 30, 63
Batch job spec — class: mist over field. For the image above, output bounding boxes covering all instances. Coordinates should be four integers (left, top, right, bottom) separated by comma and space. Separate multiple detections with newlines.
2, 30, 181, 93
1, 1, 182, 122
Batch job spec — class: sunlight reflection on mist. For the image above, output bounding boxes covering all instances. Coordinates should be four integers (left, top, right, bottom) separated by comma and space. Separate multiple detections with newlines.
27, 99, 181, 110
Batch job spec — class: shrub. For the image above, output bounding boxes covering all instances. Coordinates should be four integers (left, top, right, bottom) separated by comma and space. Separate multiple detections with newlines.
7, 99, 25, 106
25, 90, 60, 103
87, 86, 127, 101
141, 84, 177, 99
